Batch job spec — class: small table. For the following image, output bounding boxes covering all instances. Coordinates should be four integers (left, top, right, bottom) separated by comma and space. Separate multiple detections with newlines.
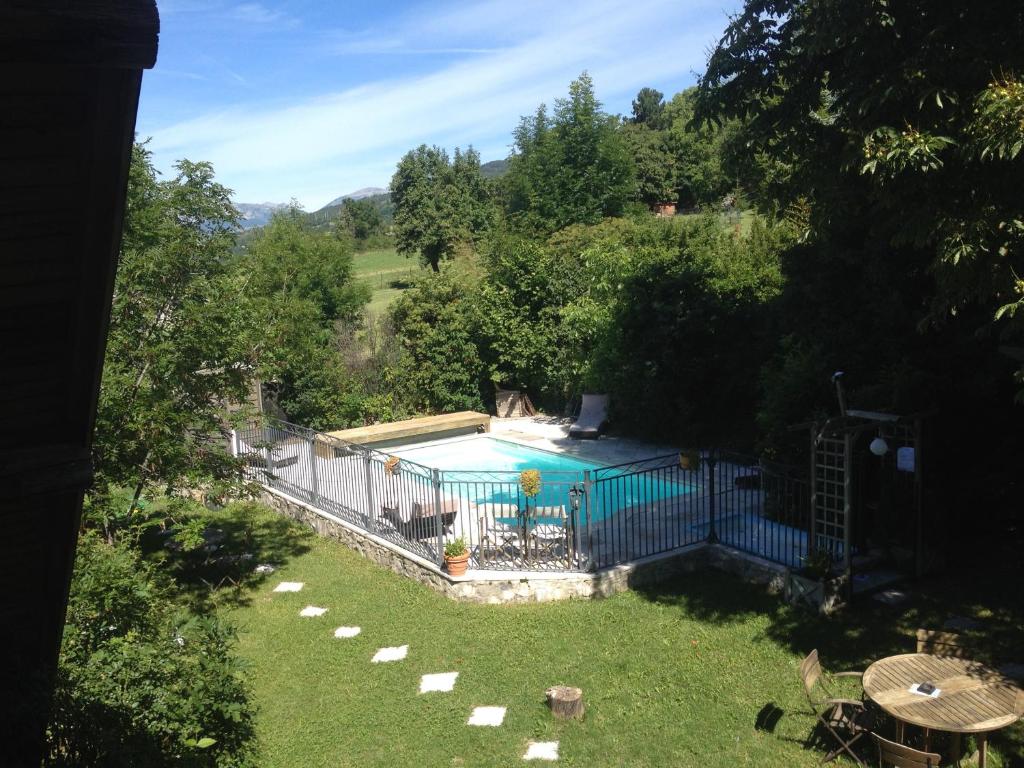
863, 653, 1022, 767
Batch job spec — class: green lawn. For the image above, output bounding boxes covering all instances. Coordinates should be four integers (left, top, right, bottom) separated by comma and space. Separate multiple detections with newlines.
352, 247, 422, 316
199, 505, 1023, 768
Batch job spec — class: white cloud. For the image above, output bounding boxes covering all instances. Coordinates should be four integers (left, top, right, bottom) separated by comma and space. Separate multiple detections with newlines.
144, 0, 729, 208
231, 2, 298, 27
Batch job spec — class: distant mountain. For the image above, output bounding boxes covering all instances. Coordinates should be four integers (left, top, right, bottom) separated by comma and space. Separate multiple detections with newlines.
236, 201, 290, 230
307, 191, 393, 230
322, 187, 388, 209
480, 159, 508, 179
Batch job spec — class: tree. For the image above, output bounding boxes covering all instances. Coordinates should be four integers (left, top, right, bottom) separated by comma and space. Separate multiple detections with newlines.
696, 0, 1024, 375
622, 123, 676, 206
389, 269, 486, 412
46, 534, 256, 767
664, 88, 732, 208
92, 146, 258, 526
631, 87, 666, 128
337, 197, 383, 243
390, 145, 493, 271
239, 208, 370, 430
506, 73, 635, 232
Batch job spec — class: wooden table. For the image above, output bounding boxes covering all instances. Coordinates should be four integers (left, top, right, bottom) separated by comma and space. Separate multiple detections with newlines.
863, 653, 1022, 767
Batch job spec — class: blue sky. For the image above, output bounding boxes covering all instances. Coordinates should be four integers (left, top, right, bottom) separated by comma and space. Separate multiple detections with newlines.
139, 0, 739, 210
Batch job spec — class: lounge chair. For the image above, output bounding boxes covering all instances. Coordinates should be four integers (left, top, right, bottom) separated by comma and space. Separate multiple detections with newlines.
381, 497, 458, 541
569, 394, 609, 439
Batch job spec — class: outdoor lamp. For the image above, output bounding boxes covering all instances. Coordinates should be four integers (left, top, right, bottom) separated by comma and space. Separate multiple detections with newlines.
869, 436, 889, 456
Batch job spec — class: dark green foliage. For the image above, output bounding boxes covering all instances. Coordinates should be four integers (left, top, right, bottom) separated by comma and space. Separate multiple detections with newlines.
93, 146, 257, 514
622, 123, 677, 206
631, 86, 667, 128
336, 197, 384, 244
697, 0, 1024, 382
46, 535, 256, 768
505, 73, 635, 232
239, 209, 371, 430
391, 145, 494, 271
389, 268, 486, 413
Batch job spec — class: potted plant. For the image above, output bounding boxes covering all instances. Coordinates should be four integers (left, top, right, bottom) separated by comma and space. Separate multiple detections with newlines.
785, 549, 848, 615
678, 450, 701, 471
443, 537, 470, 577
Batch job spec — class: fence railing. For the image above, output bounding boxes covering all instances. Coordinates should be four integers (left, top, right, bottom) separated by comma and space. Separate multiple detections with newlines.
234, 419, 811, 574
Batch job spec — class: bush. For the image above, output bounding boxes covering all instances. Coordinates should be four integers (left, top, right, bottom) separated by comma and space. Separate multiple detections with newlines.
45, 534, 256, 768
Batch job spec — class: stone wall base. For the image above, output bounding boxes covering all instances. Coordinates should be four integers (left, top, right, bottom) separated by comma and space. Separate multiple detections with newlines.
260, 487, 788, 604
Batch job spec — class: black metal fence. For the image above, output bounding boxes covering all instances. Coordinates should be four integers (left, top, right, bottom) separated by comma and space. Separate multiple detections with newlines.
235, 419, 811, 573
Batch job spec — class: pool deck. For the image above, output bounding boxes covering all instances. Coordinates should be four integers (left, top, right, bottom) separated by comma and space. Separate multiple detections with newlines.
489, 416, 681, 466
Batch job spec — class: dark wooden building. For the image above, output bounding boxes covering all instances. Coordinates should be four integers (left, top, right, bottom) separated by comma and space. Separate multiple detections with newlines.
0, 1, 158, 763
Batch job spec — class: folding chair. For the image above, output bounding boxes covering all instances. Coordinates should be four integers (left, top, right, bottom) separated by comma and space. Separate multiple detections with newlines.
800, 649, 873, 765
872, 733, 941, 768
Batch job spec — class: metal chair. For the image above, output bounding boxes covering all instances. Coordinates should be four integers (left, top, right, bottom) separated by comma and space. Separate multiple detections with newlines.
477, 504, 524, 565
800, 649, 872, 765
526, 505, 572, 566
872, 733, 941, 768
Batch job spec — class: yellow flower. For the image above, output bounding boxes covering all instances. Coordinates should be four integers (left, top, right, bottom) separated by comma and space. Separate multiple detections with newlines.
519, 469, 541, 498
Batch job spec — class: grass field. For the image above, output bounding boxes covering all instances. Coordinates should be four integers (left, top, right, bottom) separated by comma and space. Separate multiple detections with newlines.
199, 505, 1023, 768
352, 247, 422, 317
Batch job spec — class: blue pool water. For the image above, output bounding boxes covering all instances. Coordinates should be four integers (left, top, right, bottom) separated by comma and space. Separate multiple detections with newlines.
394, 436, 693, 523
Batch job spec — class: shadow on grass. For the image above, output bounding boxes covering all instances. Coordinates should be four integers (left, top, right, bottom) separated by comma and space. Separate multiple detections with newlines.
637, 559, 1024, 765
143, 502, 313, 612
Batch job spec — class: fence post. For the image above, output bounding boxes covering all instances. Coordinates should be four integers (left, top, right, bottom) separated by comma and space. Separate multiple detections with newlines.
432, 469, 445, 567
583, 470, 594, 570
706, 450, 718, 544
263, 424, 275, 482
230, 428, 239, 458
308, 435, 319, 504
362, 449, 377, 534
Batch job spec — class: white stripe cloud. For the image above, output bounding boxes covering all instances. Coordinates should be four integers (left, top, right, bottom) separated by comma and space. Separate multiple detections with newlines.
144, 0, 730, 208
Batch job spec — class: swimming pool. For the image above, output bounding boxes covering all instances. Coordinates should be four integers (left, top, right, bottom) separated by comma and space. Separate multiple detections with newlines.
393, 436, 694, 523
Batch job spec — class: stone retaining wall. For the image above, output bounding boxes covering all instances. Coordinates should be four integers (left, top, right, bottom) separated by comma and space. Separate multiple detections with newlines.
260, 486, 788, 604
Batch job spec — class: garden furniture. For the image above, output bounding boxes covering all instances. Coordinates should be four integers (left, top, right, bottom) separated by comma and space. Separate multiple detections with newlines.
800, 649, 873, 765
871, 732, 941, 768
862, 653, 1024, 768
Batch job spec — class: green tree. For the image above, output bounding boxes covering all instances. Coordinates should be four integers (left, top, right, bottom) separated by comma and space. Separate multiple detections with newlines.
506, 72, 635, 232
622, 123, 676, 206
631, 86, 666, 128
391, 145, 493, 271
93, 146, 258, 526
46, 534, 255, 768
389, 269, 485, 412
663, 88, 731, 208
239, 208, 370, 430
696, 0, 1024, 372
337, 197, 383, 243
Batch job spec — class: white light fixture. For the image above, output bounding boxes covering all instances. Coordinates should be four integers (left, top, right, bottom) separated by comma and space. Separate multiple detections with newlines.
869, 437, 889, 456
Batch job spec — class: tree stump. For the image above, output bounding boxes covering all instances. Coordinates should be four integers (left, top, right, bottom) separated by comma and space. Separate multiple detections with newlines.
546, 686, 584, 720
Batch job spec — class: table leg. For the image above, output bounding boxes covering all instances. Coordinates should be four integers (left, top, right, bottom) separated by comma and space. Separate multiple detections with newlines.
923, 727, 931, 752
977, 732, 987, 768
896, 721, 905, 744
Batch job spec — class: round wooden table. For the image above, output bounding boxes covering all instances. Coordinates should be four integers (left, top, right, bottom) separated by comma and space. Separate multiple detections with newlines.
863, 653, 1022, 767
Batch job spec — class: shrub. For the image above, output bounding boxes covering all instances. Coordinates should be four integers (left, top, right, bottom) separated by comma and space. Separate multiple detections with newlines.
45, 534, 257, 768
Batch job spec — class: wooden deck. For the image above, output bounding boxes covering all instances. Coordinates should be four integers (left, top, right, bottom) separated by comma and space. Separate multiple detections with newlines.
315, 411, 490, 457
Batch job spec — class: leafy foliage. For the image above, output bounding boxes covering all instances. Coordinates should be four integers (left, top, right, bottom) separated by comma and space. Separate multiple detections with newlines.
93, 146, 257, 523
46, 534, 256, 768
505, 73, 635, 232
391, 145, 494, 271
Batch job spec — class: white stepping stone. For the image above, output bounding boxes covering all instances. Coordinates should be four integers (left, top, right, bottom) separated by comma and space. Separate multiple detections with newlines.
273, 581, 303, 592
419, 672, 458, 693
371, 645, 408, 663
523, 741, 559, 761
334, 626, 361, 639
299, 606, 327, 617
467, 706, 506, 727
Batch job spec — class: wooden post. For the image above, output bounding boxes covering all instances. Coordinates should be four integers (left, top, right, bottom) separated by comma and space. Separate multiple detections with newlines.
546, 686, 584, 720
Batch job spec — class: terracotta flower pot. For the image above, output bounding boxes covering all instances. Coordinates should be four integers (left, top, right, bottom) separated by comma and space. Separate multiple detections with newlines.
444, 552, 470, 577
